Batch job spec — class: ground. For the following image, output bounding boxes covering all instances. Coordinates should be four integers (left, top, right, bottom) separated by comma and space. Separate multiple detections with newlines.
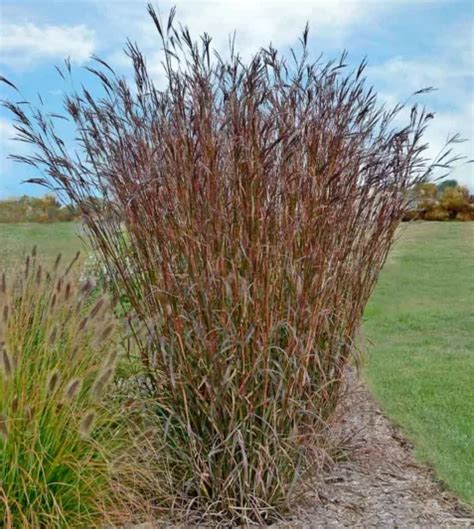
1, 220, 473, 525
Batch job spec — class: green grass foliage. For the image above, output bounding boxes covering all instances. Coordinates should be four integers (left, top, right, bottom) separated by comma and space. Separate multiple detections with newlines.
0, 251, 129, 528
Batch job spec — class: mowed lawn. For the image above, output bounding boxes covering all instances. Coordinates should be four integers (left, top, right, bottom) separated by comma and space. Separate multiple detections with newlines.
0, 221, 472, 505
364, 221, 474, 506
0, 222, 85, 272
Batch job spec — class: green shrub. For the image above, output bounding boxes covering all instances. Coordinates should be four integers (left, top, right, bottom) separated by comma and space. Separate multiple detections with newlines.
455, 210, 474, 221
424, 207, 450, 221
0, 251, 132, 529
405, 181, 473, 222
439, 185, 470, 218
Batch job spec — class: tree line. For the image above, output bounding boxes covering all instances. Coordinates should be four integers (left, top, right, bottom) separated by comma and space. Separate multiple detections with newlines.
405, 179, 474, 221
0, 194, 79, 223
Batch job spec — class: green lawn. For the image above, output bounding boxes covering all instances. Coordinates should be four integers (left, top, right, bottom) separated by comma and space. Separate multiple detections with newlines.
364, 221, 474, 506
1, 221, 472, 505
0, 222, 85, 272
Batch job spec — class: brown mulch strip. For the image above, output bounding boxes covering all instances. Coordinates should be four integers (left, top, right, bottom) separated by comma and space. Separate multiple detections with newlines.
273, 379, 473, 528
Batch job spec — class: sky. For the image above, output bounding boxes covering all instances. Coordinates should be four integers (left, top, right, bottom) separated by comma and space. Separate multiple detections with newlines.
0, 0, 473, 198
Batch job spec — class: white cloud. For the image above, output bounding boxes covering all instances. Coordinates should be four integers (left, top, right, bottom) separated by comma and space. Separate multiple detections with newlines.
424, 104, 474, 191
99, 0, 394, 92
0, 118, 17, 166
372, 57, 466, 91
156, 1, 367, 56
0, 117, 25, 197
367, 21, 473, 191
0, 22, 95, 69
0, 117, 31, 169
99, 0, 385, 73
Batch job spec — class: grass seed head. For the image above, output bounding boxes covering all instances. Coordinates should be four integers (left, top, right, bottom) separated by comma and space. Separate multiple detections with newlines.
100, 323, 115, 343
48, 325, 58, 346
53, 252, 62, 270
79, 410, 96, 436
92, 367, 114, 399
90, 298, 105, 319
11, 396, 19, 414
35, 265, 42, 285
78, 316, 88, 331
0, 413, 8, 440
1, 348, 12, 378
64, 282, 72, 300
64, 378, 82, 401
47, 370, 60, 394
25, 405, 36, 422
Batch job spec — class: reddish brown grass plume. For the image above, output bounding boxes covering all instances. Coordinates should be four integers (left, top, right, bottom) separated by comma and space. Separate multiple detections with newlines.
1, 4, 461, 525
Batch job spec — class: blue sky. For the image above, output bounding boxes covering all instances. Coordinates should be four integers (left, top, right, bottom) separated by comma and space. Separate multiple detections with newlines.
1, 0, 473, 197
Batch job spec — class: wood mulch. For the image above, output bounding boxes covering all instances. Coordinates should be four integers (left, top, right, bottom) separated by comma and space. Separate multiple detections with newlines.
272, 378, 473, 528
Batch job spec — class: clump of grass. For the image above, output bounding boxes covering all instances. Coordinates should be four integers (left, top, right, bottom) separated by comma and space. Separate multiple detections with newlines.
1, 5, 462, 524
0, 251, 135, 528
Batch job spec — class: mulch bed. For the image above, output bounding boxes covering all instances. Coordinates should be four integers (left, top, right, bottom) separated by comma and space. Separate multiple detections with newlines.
273, 378, 473, 528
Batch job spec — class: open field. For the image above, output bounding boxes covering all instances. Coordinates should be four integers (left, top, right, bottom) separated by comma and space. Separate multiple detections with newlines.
364, 221, 474, 506
0, 222, 85, 271
0, 221, 472, 506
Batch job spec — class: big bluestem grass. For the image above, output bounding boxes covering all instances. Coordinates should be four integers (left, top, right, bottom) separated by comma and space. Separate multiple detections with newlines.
0, 252, 151, 528
1, 5, 463, 524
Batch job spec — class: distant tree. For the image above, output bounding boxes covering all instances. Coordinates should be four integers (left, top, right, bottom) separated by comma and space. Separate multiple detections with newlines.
439, 185, 470, 219
437, 179, 458, 194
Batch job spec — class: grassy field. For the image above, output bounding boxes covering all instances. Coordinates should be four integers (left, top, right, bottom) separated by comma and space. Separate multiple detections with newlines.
0, 221, 472, 505
0, 222, 85, 271
364, 221, 474, 506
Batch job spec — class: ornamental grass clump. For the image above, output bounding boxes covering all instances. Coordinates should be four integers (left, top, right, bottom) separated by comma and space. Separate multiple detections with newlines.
0, 252, 130, 528
2, 5, 461, 524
